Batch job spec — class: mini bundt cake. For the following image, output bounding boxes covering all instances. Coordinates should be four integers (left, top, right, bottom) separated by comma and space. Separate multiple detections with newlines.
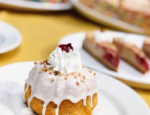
24, 43, 98, 115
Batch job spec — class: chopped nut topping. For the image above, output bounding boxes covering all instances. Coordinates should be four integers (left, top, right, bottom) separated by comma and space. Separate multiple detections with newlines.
39, 69, 43, 73
83, 75, 86, 80
81, 78, 84, 83
60, 73, 64, 77
94, 73, 96, 76
69, 72, 74, 75
34, 62, 37, 64
40, 62, 44, 65
49, 69, 53, 72
74, 76, 77, 79
35, 67, 38, 70
51, 77, 55, 81
44, 62, 47, 65
48, 68, 53, 71
65, 77, 67, 80
49, 71, 53, 74
82, 64, 85, 68
44, 66, 47, 68
89, 70, 92, 73
54, 71, 59, 76
76, 81, 79, 86
44, 69, 48, 72
78, 73, 81, 77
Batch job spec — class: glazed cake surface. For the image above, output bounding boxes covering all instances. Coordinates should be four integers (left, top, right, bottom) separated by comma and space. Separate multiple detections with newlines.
24, 43, 98, 115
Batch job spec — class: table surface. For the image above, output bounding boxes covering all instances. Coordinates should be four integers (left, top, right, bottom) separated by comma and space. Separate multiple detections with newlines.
0, 9, 150, 108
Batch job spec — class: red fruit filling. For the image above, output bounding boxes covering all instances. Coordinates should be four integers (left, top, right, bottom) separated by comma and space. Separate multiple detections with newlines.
102, 47, 119, 67
59, 43, 73, 53
136, 56, 149, 71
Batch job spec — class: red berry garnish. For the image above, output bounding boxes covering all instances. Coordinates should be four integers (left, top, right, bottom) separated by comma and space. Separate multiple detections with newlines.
58, 43, 73, 53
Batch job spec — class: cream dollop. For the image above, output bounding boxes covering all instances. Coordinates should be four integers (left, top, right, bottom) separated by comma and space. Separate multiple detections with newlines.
47, 47, 82, 75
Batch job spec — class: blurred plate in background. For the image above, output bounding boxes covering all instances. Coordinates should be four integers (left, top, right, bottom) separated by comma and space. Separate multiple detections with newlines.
0, 0, 72, 11
0, 21, 22, 54
59, 31, 150, 90
71, 0, 146, 34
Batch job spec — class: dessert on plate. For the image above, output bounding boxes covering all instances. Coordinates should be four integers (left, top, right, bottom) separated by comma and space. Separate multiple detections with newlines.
113, 37, 149, 73
24, 43, 98, 115
118, 0, 150, 27
83, 31, 120, 72
79, 0, 118, 17
143, 38, 150, 58
79, 0, 150, 29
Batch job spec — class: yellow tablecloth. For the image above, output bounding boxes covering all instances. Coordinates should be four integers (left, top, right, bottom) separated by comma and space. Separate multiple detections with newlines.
0, 10, 150, 108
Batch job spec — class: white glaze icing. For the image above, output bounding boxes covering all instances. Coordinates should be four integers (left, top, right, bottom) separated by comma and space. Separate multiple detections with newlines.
24, 62, 98, 115
47, 47, 82, 75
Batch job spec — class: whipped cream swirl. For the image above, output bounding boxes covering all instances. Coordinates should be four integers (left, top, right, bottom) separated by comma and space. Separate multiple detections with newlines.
47, 46, 82, 74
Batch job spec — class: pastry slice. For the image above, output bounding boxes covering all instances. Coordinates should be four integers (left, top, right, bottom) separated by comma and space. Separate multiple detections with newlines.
143, 38, 150, 58
113, 38, 149, 73
83, 32, 120, 72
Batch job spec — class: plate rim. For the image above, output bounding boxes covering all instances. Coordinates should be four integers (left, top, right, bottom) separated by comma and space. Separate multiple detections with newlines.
58, 31, 150, 89
0, 0, 72, 11
0, 21, 22, 54
0, 61, 149, 115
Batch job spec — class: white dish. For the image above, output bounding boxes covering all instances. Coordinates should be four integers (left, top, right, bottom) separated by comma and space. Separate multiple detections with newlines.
0, 21, 22, 54
0, 0, 72, 11
71, 0, 146, 34
0, 103, 15, 115
0, 62, 149, 115
59, 31, 150, 90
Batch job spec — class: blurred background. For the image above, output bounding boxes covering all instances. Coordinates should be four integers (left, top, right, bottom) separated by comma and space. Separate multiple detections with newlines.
0, 0, 150, 112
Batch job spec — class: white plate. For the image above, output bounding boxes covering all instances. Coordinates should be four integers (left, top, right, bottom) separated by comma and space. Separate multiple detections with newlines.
0, 62, 149, 115
0, 21, 22, 54
71, 0, 146, 34
0, 0, 72, 11
0, 103, 15, 115
59, 31, 150, 90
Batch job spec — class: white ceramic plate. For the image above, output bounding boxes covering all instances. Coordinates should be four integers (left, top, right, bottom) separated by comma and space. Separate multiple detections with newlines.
59, 31, 150, 90
0, 0, 72, 11
0, 103, 15, 115
0, 62, 149, 115
71, 0, 146, 34
0, 21, 22, 54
